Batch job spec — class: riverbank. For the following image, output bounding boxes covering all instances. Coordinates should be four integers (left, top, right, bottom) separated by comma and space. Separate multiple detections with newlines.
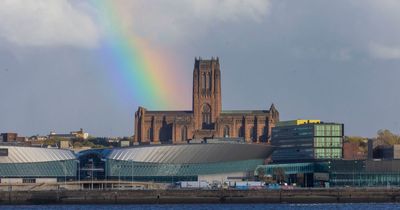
1, 188, 400, 204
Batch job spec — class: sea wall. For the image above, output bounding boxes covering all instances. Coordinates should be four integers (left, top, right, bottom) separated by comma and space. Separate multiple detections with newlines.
1, 188, 400, 204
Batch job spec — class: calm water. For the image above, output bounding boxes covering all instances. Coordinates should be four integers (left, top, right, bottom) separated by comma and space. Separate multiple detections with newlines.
1, 204, 400, 210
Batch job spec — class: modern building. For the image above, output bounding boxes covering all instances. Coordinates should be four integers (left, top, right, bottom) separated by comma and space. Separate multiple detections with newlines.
271, 120, 344, 163
106, 143, 274, 183
256, 159, 400, 187
0, 146, 77, 184
370, 144, 400, 160
75, 142, 274, 183
256, 124, 400, 187
134, 57, 279, 144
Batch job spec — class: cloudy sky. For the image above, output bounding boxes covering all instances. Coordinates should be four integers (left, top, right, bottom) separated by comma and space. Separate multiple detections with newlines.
0, 0, 399, 137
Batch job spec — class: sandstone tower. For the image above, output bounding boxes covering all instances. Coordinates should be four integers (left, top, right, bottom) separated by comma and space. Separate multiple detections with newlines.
192, 57, 222, 131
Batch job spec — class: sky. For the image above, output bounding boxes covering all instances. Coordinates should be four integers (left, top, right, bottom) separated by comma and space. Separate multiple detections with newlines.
0, 0, 399, 137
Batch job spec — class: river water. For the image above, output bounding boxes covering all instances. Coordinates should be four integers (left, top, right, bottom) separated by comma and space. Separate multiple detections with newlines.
1, 203, 400, 209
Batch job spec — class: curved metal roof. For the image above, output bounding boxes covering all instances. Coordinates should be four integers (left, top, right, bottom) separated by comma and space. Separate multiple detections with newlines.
107, 143, 274, 164
0, 146, 76, 163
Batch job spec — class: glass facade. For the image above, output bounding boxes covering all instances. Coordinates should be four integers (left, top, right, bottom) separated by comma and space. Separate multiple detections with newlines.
271, 122, 343, 162
106, 159, 264, 182
0, 160, 77, 178
257, 160, 400, 187
330, 172, 400, 187
314, 148, 342, 159
314, 137, 342, 147
314, 124, 342, 136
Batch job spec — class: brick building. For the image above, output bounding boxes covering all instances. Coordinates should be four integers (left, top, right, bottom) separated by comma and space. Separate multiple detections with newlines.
134, 57, 279, 144
0, 133, 25, 142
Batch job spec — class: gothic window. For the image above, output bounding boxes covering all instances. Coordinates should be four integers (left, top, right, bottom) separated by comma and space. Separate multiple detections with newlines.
181, 126, 187, 141
202, 104, 212, 129
223, 126, 230, 138
202, 73, 206, 91
238, 127, 244, 138
207, 72, 212, 91
263, 126, 268, 142
250, 126, 256, 142
147, 127, 152, 140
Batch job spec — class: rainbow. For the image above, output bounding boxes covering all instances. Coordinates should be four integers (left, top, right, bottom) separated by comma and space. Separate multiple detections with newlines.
90, 1, 187, 109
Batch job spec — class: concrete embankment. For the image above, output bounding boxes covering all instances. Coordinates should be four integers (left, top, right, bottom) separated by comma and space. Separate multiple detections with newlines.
1, 188, 400, 204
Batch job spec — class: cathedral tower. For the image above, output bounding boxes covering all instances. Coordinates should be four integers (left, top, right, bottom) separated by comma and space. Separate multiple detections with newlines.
192, 57, 222, 130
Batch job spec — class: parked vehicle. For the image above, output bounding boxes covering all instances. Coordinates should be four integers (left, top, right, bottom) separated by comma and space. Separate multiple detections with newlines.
178, 181, 210, 189
235, 181, 264, 190
267, 183, 281, 190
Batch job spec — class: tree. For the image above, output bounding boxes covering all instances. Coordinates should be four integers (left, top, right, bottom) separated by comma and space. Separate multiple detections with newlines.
73, 141, 82, 148
377, 129, 400, 145
344, 136, 368, 153
273, 167, 285, 183
256, 167, 266, 180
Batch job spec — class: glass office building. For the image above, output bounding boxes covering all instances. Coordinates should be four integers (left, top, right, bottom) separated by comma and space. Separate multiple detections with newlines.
271, 120, 344, 163
256, 159, 400, 187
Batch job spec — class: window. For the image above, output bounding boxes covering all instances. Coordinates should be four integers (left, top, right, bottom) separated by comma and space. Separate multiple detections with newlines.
23, 178, 36, 183
223, 126, 230, 138
202, 104, 212, 129
207, 72, 212, 91
202, 73, 206, 90
238, 127, 244, 138
250, 126, 257, 141
147, 128, 152, 140
181, 126, 187, 141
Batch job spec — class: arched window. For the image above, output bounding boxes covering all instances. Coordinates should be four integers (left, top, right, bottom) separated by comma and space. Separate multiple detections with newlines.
206, 72, 212, 91
147, 127, 152, 140
181, 126, 187, 141
202, 73, 206, 90
202, 104, 212, 129
209, 73, 212, 91
223, 126, 230, 138
238, 127, 244, 138
250, 126, 256, 141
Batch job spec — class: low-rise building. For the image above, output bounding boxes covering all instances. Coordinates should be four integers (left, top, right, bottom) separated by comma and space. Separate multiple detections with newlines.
48, 128, 89, 140
0, 146, 77, 186
0, 133, 25, 142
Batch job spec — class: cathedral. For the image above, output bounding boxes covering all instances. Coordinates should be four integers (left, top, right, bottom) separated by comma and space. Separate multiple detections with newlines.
134, 57, 279, 144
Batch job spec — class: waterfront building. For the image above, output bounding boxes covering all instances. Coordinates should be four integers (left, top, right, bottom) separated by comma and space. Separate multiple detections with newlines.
271, 120, 344, 163
256, 157, 400, 187
78, 142, 274, 183
134, 57, 279, 144
370, 144, 400, 160
0, 146, 77, 185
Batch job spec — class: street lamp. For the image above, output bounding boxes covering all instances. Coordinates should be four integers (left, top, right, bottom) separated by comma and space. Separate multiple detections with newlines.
75, 160, 81, 190
60, 160, 66, 189
91, 159, 94, 190
118, 165, 121, 190
131, 161, 134, 188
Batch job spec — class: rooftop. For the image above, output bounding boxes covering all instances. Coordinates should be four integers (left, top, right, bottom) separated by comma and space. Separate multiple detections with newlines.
146, 110, 193, 115
221, 110, 269, 115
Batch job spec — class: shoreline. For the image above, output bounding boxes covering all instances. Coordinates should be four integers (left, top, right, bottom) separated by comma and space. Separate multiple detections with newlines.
1, 188, 400, 205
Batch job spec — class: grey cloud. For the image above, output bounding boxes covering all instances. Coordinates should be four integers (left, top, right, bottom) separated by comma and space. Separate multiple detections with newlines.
0, 0, 99, 48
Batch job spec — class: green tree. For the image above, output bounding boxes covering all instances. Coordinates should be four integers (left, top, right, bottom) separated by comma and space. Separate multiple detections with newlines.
344, 136, 368, 152
377, 129, 400, 145
73, 141, 82, 148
